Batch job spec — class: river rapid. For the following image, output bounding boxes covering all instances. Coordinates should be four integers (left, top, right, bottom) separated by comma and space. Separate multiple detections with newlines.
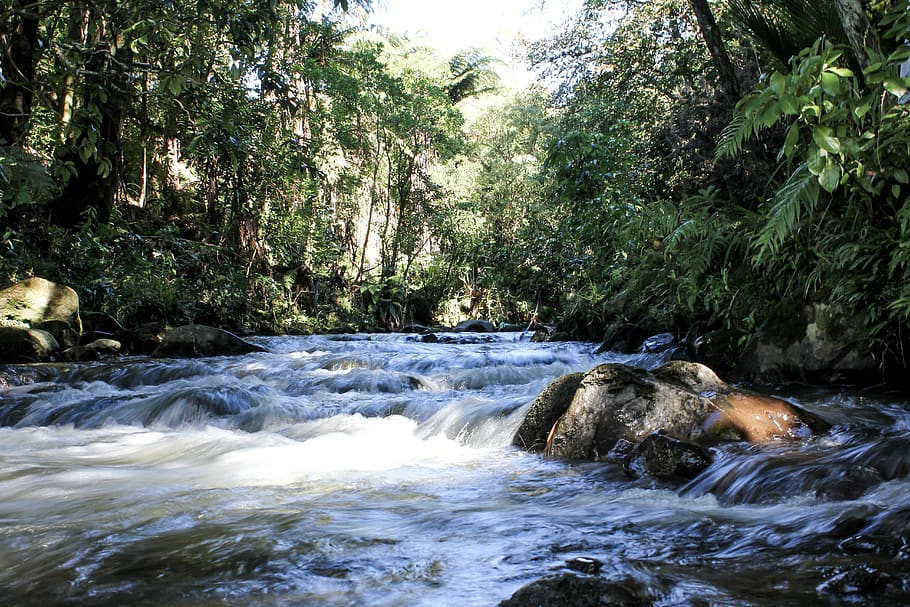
1, 333, 909, 606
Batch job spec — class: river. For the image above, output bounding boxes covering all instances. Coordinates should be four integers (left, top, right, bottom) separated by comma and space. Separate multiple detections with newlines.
1, 332, 908, 605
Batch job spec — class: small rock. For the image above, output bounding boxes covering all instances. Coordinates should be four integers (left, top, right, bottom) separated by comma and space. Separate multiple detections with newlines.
565, 557, 603, 574
623, 431, 713, 480
817, 565, 893, 597
641, 332, 676, 354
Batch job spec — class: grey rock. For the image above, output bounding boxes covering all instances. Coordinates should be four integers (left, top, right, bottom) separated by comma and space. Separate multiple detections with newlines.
153, 324, 267, 358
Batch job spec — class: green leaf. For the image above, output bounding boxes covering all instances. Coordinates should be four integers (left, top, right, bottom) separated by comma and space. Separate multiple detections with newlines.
770, 72, 787, 95
854, 100, 872, 119
812, 126, 841, 154
819, 157, 841, 192
893, 184, 902, 199
167, 77, 182, 96
782, 123, 800, 157
807, 148, 826, 176
821, 71, 840, 96
884, 77, 909, 97
779, 94, 799, 115
895, 168, 909, 184
760, 103, 781, 128
802, 104, 821, 119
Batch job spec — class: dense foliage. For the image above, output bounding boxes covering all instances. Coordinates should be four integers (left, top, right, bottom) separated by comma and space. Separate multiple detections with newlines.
3, 0, 909, 374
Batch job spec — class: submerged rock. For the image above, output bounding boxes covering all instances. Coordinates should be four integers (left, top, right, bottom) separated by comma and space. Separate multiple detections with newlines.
817, 565, 894, 598
153, 324, 268, 358
514, 360, 823, 464
499, 573, 651, 607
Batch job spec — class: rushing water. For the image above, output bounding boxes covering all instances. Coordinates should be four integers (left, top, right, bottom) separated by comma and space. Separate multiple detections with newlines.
1, 333, 909, 606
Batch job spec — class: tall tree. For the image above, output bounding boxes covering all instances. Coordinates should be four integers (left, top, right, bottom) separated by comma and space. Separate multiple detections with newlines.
689, 0, 741, 100
0, 0, 40, 146
833, 0, 879, 70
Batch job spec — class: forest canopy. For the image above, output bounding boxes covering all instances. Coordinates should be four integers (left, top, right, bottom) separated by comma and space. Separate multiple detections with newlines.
2, 0, 909, 374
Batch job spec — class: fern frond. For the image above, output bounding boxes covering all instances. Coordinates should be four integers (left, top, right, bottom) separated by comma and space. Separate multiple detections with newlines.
752, 163, 820, 264
715, 112, 752, 160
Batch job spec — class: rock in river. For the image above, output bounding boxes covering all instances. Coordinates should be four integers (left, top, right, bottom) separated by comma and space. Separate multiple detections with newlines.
513, 360, 824, 462
153, 324, 268, 358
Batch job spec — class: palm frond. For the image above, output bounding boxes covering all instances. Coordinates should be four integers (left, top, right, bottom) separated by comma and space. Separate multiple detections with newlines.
727, 0, 847, 67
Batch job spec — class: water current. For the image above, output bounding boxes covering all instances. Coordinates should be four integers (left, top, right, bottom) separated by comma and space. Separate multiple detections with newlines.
1, 332, 909, 605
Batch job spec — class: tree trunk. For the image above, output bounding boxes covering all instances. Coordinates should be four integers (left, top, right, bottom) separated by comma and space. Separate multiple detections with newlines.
0, 0, 40, 146
688, 0, 741, 101
50, 16, 132, 227
834, 0, 878, 71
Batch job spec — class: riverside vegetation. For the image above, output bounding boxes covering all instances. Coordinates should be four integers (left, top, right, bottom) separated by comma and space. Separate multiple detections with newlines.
3, 0, 910, 382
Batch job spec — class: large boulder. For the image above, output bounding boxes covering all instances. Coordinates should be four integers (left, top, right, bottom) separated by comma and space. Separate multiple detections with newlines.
0, 277, 82, 334
153, 324, 267, 358
512, 372, 584, 452
734, 301, 878, 384
0, 327, 60, 361
514, 361, 823, 462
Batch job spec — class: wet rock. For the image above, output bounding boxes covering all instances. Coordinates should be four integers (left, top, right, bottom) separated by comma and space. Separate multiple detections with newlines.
499, 573, 651, 607
511, 372, 584, 452
735, 301, 878, 385
61, 338, 122, 361
623, 431, 713, 480
565, 557, 603, 574
817, 565, 894, 597
32, 319, 79, 350
0, 277, 82, 333
641, 332, 676, 354
153, 324, 268, 358
453, 319, 496, 332
516, 360, 822, 461
0, 364, 60, 388
596, 323, 651, 354
0, 327, 60, 362
125, 321, 168, 354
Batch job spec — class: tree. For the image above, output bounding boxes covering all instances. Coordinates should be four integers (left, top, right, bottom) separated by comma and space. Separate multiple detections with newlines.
689, 0, 741, 100
833, 0, 879, 70
0, 0, 40, 147
447, 48, 503, 103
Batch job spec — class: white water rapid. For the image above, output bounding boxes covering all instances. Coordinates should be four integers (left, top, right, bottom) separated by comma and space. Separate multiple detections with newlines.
1, 333, 909, 605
